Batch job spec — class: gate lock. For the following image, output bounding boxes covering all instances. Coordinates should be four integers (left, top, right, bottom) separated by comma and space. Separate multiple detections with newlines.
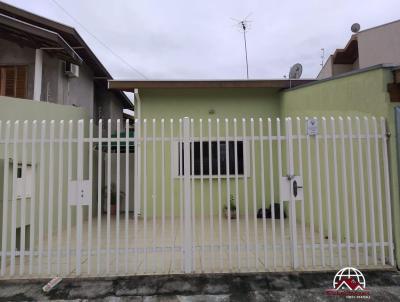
292, 180, 303, 198
280, 175, 304, 201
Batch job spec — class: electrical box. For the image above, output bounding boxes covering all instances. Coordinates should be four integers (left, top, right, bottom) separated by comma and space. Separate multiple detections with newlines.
68, 180, 92, 206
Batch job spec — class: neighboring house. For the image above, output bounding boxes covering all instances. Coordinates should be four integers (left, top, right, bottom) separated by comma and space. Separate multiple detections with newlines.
318, 19, 400, 79
0, 1, 132, 123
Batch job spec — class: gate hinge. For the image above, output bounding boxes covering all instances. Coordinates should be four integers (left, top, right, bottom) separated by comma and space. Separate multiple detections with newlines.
386, 131, 391, 139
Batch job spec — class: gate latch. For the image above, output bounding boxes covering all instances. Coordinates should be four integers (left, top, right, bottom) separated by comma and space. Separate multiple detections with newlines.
280, 175, 304, 201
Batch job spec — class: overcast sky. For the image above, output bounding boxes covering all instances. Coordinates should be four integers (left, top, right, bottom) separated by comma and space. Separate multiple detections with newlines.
4, 0, 400, 80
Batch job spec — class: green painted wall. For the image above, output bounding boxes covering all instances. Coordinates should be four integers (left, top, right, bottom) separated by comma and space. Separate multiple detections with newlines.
137, 88, 282, 222
281, 68, 400, 267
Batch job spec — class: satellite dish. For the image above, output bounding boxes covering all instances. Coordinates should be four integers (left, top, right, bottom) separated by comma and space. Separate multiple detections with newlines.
289, 63, 303, 79
351, 23, 361, 33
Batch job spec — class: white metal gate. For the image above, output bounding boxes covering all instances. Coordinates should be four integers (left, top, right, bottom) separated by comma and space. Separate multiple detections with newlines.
0, 116, 395, 278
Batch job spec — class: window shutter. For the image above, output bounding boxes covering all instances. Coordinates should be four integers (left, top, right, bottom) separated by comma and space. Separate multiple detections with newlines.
15, 66, 27, 98
4, 67, 16, 97
0, 66, 28, 98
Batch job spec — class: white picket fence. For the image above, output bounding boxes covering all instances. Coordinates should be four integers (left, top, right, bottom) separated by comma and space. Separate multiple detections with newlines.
0, 116, 395, 278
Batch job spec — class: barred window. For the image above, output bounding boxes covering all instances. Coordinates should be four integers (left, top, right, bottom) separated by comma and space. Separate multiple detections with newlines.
178, 141, 245, 176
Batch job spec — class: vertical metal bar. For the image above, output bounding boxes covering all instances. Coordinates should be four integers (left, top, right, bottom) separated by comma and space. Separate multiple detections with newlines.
306, 117, 315, 266
216, 118, 223, 271
286, 118, 298, 268
355, 117, 368, 265
116, 119, 121, 273
152, 119, 157, 273
313, 117, 324, 267
372, 117, 385, 265
225, 118, 232, 270
47, 120, 55, 274
124, 119, 130, 273
276, 118, 286, 267
19, 121, 28, 275
76, 119, 84, 275
179, 119, 183, 272
66, 121, 72, 274
190, 119, 196, 270
88, 119, 93, 274
207, 119, 214, 272
364, 117, 377, 265
330, 117, 342, 266
233, 118, 241, 271
38, 121, 46, 275
259, 118, 268, 269
10, 121, 19, 276
142, 119, 148, 272
106, 119, 111, 274
347, 117, 359, 266
250, 118, 258, 269
170, 119, 175, 271
115, 119, 121, 273
242, 118, 250, 269
381, 117, 394, 265
268, 118, 276, 268
199, 119, 205, 272
56, 120, 64, 275
1, 121, 10, 276
28, 121, 37, 275
296, 117, 307, 267
321, 118, 333, 266
183, 117, 192, 273
96, 119, 103, 275
133, 119, 138, 273
161, 119, 166, 272
339, 117, 351, 265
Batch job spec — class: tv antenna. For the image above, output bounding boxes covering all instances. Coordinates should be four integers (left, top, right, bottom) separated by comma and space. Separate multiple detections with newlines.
320, 48, 325, 67
232, 14, 252, 79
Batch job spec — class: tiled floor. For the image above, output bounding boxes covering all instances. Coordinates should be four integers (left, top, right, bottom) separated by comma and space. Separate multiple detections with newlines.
3, 214, 391, 278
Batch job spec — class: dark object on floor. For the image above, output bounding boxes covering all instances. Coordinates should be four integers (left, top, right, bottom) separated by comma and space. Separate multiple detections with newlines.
257, 203, 286, 219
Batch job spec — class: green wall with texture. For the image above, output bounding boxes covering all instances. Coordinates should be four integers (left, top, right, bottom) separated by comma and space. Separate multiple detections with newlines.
137, 87, 282, 226
281, 68, 399, 267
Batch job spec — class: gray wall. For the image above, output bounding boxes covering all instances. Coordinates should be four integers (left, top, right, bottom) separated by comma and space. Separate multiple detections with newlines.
94, 82, 125, 131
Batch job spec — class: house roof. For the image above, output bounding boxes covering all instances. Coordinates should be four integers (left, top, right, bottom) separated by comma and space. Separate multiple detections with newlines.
0, 13, 82, 65
108, 79, 315, 91
0, 1, 132, 108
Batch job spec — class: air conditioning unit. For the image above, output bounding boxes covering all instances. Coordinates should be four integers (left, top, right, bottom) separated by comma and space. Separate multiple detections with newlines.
64, 61, 79, 78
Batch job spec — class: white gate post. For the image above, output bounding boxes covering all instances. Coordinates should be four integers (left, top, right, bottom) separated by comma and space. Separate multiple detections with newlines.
286, 118, 298, 268
76, 119, 84, 275
183, 117, 193, 273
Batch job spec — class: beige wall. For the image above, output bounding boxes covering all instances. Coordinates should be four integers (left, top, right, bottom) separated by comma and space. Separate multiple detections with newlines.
357, 20, 400, 68
317, 56, 333, 79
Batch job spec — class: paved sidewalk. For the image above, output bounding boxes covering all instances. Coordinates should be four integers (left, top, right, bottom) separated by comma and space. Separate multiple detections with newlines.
0, 270, 399, 301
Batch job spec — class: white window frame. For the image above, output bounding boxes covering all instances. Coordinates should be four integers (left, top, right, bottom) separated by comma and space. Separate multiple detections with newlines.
172, 139, 250, 178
